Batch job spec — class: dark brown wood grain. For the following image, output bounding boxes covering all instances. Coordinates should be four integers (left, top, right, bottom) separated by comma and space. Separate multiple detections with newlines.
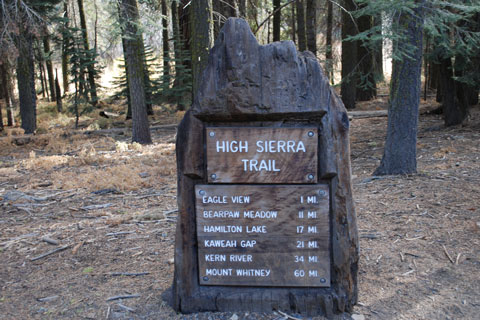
206, 128, 318, 183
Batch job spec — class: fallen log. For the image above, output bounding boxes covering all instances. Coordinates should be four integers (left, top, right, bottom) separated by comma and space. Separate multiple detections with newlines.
348, 110, 388, 119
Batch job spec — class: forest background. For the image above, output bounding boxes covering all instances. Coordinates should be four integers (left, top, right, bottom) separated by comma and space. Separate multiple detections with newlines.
0, 1, 479, 319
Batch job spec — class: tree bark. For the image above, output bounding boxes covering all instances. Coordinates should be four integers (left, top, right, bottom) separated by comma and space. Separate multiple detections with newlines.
16, 32, 37, 134
356, 11, 376, 101
77, 0, 98, 106
273, 0, 281, 42
296, 0, 306, 51
62, 1, 69, 94
191, 0, 213, 100
0, 64, 15, 126
139, 37, 153, 115
238, 0, 247, 17
291, 1, 296, 44
373, 13, 383, 82
43, 32, 57, 102
341, 0, 357, 110
0, 79, 3, 129
122, 36, 132, 120
172, 0, 186, 111
38, 59, 47, 99
55, 69, 63, 112
305, 0, 317, 55
162, 0, 170, 88
120, 0, 152, 144
440, 57, 469, 126
325, 0, 333, 83
374, 1, 424, 175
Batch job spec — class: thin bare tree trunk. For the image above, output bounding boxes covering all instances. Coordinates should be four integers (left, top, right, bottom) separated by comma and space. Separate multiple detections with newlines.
326, 0, 333, 83
296, 0, 306, 51
43, 31, 57, 102
306, 0, 317, 55
273, 0, 281, 42
62, 0, 69, 94
77, 0, 98, 105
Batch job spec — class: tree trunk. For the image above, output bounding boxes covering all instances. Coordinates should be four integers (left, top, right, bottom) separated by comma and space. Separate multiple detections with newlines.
162, 0, 170, 88
374, 1, 424, 175
140, 37, 153, 115
0, 80, 3, 129
120, 0, 152, 144
179, 0, 191, 71
296, 0, 306, 51
55, 69, 63, 112
356, 12, 376, 101
305, 0, 317, 55
16, 32, 37, 134
341, 0, 357, 110
172, 0, 186, 111
273, 0, 281, 42
238, 0, 247, 18
0, 63, 14, 126
122, 36, 132, 120
440, 57, 469, 126
191, 0, 213, 100
77, 0, 98, 106
38, 60, 47, 99
43, 32, 57, 102
325, 0, 333, 83
0, 64, 15, 126
62, 1, 70, 94
291, 1, 296, 44
373, 14, 383, 82
467, 87, 479, 105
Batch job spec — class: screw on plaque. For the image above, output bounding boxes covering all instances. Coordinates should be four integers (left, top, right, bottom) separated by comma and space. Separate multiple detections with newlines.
199, 190, 206, 196
308, 131, 315, 137
318, 190, 327, 197
307, 174, 315, 180
320, 278, 326, 283
209, 131, 215, 137
211, 173, 217, 180
203, 276, 209, 281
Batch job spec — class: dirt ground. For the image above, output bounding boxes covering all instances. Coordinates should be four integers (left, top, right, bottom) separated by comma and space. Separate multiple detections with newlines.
0, 100, 479, 320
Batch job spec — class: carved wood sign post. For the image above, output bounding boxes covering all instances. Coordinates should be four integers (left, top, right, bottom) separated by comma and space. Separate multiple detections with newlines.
173, 18, 358, 317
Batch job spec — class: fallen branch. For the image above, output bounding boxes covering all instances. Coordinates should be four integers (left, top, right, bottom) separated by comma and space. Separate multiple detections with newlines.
117, 303, 136, 313
348, 110, 388, 119
83, 124, 177, 136
37, 295, 59, 302
30, 245, 70, 261
81, 203, 113, 211
276, 310, 302, 320
106, 294, 140, 302
41, 237, 59, 245
106, 231, 136, 237
72, 241, 84, 255
442, 245, 455, 264
109, 272, 149, 277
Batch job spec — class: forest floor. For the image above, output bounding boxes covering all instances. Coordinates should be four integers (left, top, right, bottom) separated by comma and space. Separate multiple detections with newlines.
0, 99, 479, 320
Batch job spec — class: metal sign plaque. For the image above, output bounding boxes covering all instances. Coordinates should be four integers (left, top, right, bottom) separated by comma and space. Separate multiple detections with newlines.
196, 184, 330, 287
206, 127, 318, 184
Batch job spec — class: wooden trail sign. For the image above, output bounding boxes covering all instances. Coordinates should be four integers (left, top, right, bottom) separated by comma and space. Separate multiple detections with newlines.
172, 18, 358, 318
196, 184, 330, 287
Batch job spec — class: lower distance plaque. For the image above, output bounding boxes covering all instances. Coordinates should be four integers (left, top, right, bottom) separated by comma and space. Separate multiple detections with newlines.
195, 185, 330, 287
